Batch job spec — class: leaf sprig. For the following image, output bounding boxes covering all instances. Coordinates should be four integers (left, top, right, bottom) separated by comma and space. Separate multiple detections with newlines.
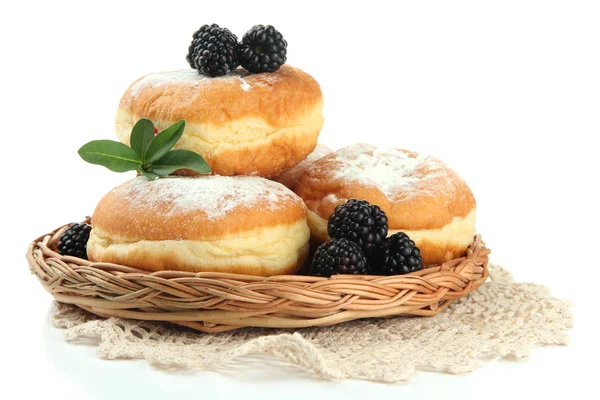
78, 119, 210, 180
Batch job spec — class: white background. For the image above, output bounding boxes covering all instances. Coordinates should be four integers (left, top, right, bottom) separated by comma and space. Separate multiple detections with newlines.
2, 0, 599, 399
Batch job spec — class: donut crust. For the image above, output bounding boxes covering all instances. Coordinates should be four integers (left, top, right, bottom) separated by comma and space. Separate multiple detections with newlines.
273, 143, 332, 189
295, 144, 477, 265
116, 65, 324, 177
88, 176, 310, 276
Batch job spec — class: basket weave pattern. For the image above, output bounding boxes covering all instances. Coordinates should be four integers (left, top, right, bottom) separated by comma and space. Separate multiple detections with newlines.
27, 221, 490, 333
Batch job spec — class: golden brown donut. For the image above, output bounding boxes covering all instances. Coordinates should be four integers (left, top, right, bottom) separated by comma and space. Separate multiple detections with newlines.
273, 143, 332, 190
87, 176, 310, 276
295, 144, 476, 265
115, 65, 324, 177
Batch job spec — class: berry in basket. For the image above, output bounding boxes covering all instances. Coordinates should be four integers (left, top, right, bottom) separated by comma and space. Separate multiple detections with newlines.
309, 238, 370, 277
57, 223, 91, 259
374, 232, 423, 275
327, 199, 388, 255
309, 199, 424, 276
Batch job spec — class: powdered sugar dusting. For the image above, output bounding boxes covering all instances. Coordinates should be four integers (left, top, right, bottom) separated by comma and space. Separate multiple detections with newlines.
239, 78, 251, 91
113, 176, 300, 220
329, 144, 447, 199
129, 69, 255, 97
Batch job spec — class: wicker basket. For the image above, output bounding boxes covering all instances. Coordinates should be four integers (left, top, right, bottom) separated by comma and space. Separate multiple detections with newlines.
27, 220, 490, 333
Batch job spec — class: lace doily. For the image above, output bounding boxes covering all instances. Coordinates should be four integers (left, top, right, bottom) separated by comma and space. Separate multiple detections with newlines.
51, 265, 573, 382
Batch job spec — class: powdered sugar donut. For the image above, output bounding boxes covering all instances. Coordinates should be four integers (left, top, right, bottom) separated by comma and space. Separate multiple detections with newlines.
115, 65, 324, 177
88, 176, 310, 276
273, 143, 332, 189
295, 144, 476, 265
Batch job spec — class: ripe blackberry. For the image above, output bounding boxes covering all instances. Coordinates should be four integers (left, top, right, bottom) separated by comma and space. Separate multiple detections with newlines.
186, 24, 239, 77
375, 232, 423, 275
238, 25, 287, 73
57, 223, 92, 259
328, 199, 389, 254
309, 238, 370, 277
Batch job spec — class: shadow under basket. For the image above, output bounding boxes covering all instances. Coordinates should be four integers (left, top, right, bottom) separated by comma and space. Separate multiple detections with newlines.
27, 220, 490, 333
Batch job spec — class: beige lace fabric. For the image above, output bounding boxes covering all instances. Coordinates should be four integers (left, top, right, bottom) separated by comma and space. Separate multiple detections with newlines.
51, 265, 573, 382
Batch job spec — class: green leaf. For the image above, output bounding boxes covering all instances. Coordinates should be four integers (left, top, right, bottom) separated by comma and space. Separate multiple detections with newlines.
151, 149, 211, 175
78, 140, 141, 172
145, 120, 186, 164
129, 118, 155, 162
138, 168, 160, 181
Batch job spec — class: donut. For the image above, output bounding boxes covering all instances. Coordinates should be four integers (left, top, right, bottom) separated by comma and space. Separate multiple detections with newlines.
87, 176, 310, 276
273, 143, 332, 190
115, 65, 324, 177
295, 144, 476, 265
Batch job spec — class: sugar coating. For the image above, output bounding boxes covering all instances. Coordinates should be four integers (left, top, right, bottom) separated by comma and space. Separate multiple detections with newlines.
113, 176, 301, 220
239, 78, 251, 92
129, 69, 279, 97
328, 144, 449, 199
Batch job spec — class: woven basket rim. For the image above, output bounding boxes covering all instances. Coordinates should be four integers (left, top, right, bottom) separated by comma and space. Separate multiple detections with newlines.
28, 219, 491, 333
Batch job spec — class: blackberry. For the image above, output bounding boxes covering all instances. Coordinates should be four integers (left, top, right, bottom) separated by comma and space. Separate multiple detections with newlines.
309, 238, 370, 277
238, 25, 287, 73
328, 199, 388, 254
186, 24, 239, 77
57, 223, 92, 259
375, 232, 423, 275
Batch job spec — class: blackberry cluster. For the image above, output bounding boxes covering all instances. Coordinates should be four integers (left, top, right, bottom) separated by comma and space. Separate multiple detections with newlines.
328, 199, 388, 254
237, 25, 288, 73
309, 239, 370, 277
309, 199, 424, 277
186, 24, 288, 76
57, 223, 92, 259
186, 24, 239, 77
374, 232, 423, 275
